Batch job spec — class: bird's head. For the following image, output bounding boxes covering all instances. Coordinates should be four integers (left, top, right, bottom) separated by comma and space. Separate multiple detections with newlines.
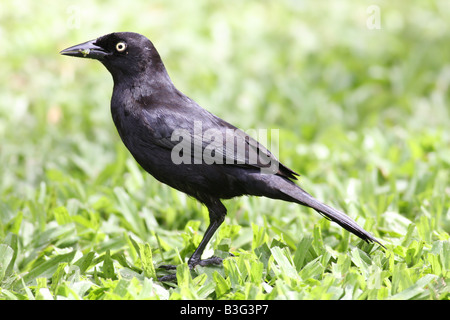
60, 32, 166, 80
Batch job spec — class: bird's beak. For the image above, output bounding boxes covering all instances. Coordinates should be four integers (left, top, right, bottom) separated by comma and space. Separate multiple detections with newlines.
60, 39, 110, 60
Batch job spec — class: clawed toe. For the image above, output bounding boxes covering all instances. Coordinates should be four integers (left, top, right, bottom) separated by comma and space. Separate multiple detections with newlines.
193, 256, 223, 267
157, 255, 226, 282
158, 273, 177, 282
157, 264, 177, 270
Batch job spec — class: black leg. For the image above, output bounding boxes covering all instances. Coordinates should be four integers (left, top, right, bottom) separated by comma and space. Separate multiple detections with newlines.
158, 199, 227, 281
188, 199, 226, 267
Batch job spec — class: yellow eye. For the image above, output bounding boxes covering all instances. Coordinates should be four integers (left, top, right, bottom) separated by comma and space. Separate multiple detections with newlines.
116, 42, 127, 52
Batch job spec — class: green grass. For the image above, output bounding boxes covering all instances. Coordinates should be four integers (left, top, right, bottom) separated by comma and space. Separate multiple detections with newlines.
0, 0, 449, 300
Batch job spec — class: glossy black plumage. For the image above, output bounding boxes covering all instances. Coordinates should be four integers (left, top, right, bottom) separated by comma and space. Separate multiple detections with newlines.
61, 32, 383, 279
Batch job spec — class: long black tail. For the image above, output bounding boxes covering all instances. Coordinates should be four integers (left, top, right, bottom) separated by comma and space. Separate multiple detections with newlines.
288, 186, 383, 246
246, 173, 384, 247
257, 174, 384, 247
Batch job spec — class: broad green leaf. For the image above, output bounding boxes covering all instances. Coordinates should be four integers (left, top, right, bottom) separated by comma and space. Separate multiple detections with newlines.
138, 242, 156, 279
0, 244, 14, 282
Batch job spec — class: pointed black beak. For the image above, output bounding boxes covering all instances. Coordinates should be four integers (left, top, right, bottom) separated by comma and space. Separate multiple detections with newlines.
60, 39, 110, 60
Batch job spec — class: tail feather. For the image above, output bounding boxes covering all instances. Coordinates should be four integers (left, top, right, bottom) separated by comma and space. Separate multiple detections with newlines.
281, 183, 384, 247
246, 173, 384, 247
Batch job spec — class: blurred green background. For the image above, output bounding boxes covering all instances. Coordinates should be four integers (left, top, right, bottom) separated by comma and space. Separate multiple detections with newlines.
2, 0, 448, 223
0, 0, 449, 299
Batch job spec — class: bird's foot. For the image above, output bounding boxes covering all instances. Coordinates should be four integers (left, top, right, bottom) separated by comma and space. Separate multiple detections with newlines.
189, 255, 224, 268
158, 256, 224, 270
157, 255, 225, 282
157, 264, 178, 270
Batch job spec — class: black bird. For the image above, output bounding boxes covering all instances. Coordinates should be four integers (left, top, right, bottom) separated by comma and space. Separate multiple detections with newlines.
61, 32, 383, 278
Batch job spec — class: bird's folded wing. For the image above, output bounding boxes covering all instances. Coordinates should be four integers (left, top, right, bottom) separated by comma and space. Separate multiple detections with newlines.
142, 106, 299, 179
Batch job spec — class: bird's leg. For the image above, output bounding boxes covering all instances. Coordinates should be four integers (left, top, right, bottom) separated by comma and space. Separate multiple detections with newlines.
187, 219, 224, 267
158, 200, 226, 274
188, 199, 227, 267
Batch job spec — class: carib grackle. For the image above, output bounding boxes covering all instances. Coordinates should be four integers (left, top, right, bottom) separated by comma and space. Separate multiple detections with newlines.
61, 32, 383, 280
